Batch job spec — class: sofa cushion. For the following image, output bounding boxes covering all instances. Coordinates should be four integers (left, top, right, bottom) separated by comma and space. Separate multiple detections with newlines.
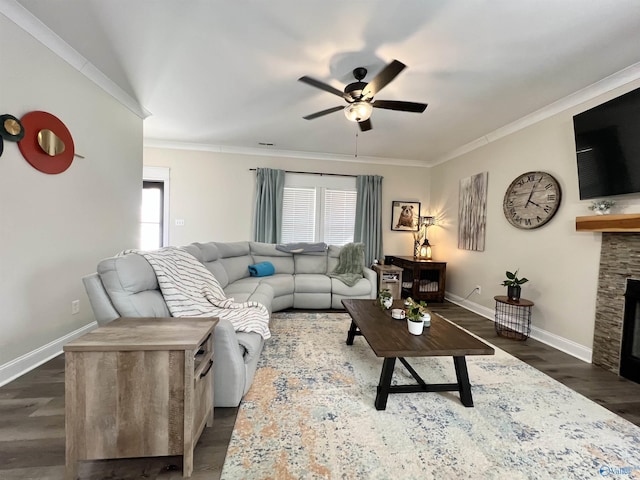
215, 242, 252, 284
250, 242, 295, 274
259, 274, 295, 297
195, 242, 220, 262
294, 252, 328, 274
224, 282, 274, 314
215, 241, 251, 258
97, 254, 170, 318
181, 244, 203, 262
331, 276, 373, 296
192, 242, 229, 287
295, 273, 331, 293
327, 244, 342, 272
225, 277, 261, 295
221, 255, 253, 284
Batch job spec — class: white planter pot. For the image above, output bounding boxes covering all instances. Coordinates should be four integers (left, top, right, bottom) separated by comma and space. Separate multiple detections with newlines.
407, 319, 424, 335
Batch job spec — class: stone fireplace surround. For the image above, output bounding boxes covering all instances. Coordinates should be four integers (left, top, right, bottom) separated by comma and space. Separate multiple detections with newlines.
592, 233, 640, 374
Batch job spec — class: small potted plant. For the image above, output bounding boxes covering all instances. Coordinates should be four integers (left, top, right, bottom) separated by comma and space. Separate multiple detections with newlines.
405, 297, 429, 334
589, 199, 616, 215
501, 269, 528, 301
377, 288, 393, 310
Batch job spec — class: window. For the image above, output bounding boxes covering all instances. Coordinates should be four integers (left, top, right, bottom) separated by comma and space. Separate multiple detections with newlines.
324, 189, 357, 245
281, 174, 357, 245
141, 181, 164, 250
282, 187, 316, 242
141, 166, 170, 250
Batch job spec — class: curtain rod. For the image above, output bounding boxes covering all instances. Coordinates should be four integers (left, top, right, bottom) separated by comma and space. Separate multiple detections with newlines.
249, 168, 357, 178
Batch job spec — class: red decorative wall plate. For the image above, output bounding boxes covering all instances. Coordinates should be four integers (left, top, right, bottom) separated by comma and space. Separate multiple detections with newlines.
18, 111, 75, 174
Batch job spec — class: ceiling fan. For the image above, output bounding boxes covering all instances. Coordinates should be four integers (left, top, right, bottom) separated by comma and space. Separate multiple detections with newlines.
298, 59, 428, 132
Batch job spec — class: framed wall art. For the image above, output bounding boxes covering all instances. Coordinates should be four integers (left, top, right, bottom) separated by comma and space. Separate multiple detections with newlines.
391, 201, 420, 231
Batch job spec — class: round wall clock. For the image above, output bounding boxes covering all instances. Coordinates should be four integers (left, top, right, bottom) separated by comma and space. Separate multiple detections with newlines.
503, 171, 562, 229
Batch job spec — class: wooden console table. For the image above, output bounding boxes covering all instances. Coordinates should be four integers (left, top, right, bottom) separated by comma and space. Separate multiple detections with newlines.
64, 317, 218, 479
385, 256, 447, 302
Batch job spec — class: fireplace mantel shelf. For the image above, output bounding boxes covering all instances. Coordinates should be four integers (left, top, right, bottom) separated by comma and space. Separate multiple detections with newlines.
575, 213, 640, 232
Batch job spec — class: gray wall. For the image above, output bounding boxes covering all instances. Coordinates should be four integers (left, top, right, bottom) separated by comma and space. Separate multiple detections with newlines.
429, 80, 640, 358
143, 147, 432, 257
0, 15, 143, 369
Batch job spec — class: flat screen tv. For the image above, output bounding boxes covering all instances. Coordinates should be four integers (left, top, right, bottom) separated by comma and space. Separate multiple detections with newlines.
573, 86, 640, 200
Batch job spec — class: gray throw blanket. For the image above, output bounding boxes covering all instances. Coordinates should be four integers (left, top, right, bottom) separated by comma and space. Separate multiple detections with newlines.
328, 242, 365, 287
276, 242, 328, 254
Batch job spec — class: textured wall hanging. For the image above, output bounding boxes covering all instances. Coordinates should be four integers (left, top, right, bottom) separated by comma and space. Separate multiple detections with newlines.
17, 111, 75, 174
458, 171, 488, 251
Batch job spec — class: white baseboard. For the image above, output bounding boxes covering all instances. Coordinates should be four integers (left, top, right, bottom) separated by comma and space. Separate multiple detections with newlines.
444, 292, 593, 364
0, 321, 98, 387
445, 292, 496, 320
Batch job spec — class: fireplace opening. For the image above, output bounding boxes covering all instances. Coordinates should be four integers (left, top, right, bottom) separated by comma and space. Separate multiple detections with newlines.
620, 279, 640, 384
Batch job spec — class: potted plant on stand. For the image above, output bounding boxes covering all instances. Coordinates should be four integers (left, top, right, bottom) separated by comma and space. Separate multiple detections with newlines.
501, 269, 529, 301
405, 297, 429, 334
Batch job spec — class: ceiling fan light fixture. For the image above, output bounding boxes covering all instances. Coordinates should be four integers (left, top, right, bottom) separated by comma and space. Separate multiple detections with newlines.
344, 101, 373, 122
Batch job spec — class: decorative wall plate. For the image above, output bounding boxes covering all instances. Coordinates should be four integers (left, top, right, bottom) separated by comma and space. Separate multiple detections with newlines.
17, 111, 74, 174
0, 114, 25, 142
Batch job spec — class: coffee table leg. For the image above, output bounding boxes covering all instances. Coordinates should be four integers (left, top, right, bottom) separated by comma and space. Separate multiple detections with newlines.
453, 356, 473, 407
346, 320, 358, 345
375, 357, 396, 410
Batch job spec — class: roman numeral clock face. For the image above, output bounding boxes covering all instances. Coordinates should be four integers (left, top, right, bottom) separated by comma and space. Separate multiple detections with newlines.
503, 171, 562, 229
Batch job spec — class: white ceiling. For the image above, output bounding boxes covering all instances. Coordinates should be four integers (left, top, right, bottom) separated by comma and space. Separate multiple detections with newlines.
10, 0, 640, 165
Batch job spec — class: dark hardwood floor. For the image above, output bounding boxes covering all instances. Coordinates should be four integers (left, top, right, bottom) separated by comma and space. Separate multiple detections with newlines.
1, 301, 639, 479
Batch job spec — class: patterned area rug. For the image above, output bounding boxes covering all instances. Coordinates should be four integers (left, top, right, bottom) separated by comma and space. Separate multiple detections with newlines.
221, 312, 640, 479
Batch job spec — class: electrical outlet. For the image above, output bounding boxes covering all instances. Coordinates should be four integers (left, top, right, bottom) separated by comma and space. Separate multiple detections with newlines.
475, 285, 481, 296
71, 300, 80, 315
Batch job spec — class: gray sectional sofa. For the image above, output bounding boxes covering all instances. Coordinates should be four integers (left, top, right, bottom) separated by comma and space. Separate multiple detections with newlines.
83, 241, 377, 407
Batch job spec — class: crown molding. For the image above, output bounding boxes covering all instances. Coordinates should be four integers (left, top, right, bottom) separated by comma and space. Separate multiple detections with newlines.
432, 62, 640, 166
0, 0, 150, 119
143, 139, 431, 168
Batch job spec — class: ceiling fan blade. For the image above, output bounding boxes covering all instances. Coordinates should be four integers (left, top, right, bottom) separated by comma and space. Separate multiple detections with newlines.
303, 106, 344, 120
373, 100, 428, 113
362, 60, 406, 99
298, 76, 345, 98
359, 118, 372, 132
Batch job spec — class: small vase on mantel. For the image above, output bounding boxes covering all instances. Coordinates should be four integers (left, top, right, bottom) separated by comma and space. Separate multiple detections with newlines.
589, 199, 615, 215
413, 239, 421, 258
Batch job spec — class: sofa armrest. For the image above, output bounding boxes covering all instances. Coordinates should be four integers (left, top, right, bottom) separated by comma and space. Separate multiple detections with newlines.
363, 267, 377, 299
82, 273, 119, 326
212, 317, 247, 407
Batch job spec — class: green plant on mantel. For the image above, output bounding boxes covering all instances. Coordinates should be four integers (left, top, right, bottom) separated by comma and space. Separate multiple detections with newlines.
501, 270, 529, 287
405, 297, 428, 322
589, 199, 616, 214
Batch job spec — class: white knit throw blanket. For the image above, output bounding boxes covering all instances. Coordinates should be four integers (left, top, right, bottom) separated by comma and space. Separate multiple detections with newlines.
122, 247, 270, 340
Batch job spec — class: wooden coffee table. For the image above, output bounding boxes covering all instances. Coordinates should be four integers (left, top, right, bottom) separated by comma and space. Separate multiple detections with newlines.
342, 299, 494, 410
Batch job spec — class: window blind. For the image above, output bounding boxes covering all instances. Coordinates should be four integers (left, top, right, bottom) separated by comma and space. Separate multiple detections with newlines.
324, 189, 357, 245
281, 187, 316, 243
